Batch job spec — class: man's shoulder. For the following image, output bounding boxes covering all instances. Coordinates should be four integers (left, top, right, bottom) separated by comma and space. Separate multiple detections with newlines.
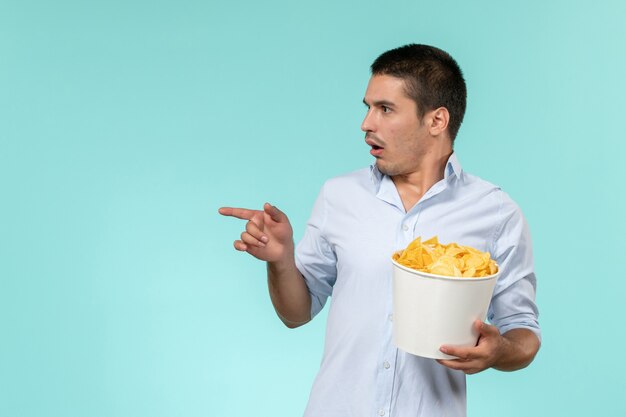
461, 170, 501, 191
461, 171, 523, 217
311, 167, 376, 207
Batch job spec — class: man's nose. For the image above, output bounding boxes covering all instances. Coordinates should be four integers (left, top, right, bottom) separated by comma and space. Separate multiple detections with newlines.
361, 110, 376, 132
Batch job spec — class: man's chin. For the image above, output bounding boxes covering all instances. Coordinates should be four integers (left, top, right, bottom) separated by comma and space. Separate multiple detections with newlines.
375, 160, 395, 176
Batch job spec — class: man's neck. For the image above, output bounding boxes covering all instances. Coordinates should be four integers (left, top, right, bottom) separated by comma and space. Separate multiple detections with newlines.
391, 150, 452, 212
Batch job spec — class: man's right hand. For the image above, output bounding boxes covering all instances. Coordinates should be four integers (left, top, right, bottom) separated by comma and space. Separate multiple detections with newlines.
219, 203, 311, 328
218, 203, 294, 263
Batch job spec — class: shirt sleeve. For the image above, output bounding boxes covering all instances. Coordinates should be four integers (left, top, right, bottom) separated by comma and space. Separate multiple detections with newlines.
295, 184, 338, 319
487, 193, 541, 341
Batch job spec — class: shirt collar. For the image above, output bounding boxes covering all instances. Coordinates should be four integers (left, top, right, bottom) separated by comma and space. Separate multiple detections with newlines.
369, 152, 464, 188
444, 152, 463, 180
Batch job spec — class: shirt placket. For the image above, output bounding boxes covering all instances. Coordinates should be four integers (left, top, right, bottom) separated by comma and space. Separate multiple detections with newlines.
373, 209, 420, 417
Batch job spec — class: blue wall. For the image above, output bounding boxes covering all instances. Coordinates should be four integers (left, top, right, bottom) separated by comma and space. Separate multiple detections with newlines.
1, 1, 624, 416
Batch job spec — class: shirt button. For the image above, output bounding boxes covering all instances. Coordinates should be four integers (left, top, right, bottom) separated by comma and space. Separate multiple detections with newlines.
378, 409, 385, 416
402, 224, 409, 231
388, 314, 393, 322
383, 361, 390, 369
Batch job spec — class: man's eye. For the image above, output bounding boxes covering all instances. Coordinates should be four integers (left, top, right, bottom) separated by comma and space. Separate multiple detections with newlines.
382, 106, 391, 113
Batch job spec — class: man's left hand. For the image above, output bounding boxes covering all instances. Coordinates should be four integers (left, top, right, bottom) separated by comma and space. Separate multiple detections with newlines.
436, 320, 504, 375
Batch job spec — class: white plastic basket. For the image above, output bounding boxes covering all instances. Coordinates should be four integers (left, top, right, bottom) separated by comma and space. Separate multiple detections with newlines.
392, 258, 499, 359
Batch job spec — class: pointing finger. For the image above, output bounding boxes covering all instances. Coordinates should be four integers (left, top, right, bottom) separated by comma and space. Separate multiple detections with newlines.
218, 207, 257, 220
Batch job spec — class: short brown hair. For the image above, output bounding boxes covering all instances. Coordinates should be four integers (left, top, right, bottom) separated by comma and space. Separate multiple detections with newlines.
371, 44, 467, 141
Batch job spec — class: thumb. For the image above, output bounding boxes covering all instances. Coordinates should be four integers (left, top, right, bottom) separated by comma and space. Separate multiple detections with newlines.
476, 320, 498, 337
264, 203, 287, 223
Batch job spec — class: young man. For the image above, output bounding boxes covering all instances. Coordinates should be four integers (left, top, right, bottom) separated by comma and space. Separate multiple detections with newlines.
219, 44, 540, 417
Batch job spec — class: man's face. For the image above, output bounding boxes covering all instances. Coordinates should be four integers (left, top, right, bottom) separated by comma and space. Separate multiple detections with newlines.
361, 75, 432, 177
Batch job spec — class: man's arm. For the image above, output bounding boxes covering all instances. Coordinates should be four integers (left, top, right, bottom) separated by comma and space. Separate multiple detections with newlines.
437, 194, 541, 374
437, 320, 540, 374
267, 259, 311, 328
219, 203, 312, 328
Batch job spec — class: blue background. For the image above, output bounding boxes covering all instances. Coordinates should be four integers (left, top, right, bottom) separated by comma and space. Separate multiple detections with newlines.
1, 1, 624, 416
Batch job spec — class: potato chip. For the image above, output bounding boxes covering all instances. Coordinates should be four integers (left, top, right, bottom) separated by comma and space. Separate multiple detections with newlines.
393, 236, 498, 278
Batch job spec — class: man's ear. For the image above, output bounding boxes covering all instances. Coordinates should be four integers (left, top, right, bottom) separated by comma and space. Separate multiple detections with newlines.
428, 107, 450, 137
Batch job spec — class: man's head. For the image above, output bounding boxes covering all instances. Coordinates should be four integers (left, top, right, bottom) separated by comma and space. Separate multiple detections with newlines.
370, 44, 467, 142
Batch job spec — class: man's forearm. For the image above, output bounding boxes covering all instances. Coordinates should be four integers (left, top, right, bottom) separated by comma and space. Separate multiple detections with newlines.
267, 258, 312, 328
493, 328, 541, 371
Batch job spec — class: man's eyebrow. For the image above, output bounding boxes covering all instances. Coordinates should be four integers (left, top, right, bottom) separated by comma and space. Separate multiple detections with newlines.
362, 98, 395, 107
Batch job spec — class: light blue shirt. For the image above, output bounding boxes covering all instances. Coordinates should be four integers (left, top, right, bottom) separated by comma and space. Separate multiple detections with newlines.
295, 153, 540, 417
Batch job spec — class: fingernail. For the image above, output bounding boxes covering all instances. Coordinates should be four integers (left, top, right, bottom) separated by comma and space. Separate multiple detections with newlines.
261, 236, 269, 243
